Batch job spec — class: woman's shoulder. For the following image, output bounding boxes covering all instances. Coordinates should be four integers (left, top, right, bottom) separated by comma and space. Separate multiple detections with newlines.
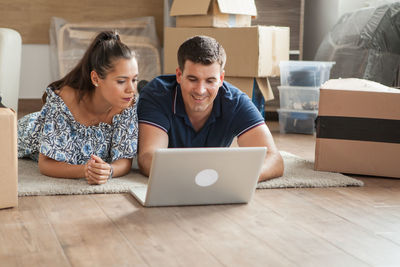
42, 86, 78, 124
56, 86, 77, 104
44, 85, 72, 104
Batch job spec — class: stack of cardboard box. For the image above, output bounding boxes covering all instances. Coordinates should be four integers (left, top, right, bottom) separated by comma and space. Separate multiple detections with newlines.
0, 108, 18, 209
164, 0, 290, 103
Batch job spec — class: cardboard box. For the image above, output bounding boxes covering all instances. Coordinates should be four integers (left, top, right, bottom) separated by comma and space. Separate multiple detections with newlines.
164, 26, 290, 77
314, 79, 400, 178
170, 0, 257, 28
0, 108, 18, 209
224, 77, 274, 101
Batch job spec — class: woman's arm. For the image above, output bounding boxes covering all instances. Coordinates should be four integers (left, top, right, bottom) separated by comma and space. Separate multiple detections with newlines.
38, 153, 86, 178
38, 153, 132, 185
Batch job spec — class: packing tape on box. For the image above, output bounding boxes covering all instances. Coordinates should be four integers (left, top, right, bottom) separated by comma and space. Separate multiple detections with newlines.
316, 116, 400, 143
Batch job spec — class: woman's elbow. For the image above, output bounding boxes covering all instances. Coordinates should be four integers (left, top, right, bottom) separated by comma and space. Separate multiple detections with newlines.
38, 159, 50, 176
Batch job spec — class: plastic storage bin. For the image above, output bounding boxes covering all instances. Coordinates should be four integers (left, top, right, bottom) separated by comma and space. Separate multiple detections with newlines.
277, 109, 318, 134
278, 86, 320, 110
279, 61, 335, 87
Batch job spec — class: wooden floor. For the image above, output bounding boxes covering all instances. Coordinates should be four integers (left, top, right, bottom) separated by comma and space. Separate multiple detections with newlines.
1, 102, 400, 266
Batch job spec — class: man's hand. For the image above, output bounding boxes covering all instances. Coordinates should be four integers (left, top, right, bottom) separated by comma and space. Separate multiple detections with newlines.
85, 155, 112, 185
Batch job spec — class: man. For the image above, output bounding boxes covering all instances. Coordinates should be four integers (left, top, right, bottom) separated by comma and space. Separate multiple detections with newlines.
137, 35, 284, 181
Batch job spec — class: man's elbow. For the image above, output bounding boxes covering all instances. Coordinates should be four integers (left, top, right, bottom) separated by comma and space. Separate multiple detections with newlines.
137, 152, 151, 177
275, 152, 284, 177
137, 161, 149, 177
265, 150, 284, 179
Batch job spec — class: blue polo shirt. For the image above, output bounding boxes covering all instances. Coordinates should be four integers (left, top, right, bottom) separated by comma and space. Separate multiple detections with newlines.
137, 75, 264, 148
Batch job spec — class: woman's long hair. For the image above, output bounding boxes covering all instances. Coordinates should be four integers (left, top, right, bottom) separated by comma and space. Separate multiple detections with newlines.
43, 31, 136, 103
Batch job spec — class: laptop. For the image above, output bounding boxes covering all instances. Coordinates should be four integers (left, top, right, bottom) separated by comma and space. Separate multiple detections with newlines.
129, 147, 267, 207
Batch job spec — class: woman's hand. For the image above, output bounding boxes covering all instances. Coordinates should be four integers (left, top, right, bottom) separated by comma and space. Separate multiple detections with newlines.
85, 155, 112, 185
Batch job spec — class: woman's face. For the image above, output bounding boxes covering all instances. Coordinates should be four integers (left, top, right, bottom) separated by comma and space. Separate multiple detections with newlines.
95, 57, 139, 109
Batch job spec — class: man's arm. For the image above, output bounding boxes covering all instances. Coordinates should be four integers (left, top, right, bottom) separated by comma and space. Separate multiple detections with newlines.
237, 124, 284, 182
137, 123, 169, 176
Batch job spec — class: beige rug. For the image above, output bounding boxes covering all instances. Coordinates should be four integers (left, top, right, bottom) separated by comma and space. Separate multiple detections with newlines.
18, 151, 363, 196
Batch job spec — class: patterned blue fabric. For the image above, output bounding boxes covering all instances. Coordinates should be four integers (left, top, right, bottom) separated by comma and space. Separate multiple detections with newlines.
18, 87, 138, 164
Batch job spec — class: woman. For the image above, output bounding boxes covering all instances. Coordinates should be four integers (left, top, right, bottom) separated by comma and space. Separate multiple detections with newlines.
18, 31, 138, 185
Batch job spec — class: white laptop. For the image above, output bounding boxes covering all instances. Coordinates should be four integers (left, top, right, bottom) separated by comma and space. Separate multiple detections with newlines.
129, 147, 267, 207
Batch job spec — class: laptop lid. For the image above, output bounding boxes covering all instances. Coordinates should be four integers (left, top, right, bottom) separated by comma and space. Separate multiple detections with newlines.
130, 147, 266, 207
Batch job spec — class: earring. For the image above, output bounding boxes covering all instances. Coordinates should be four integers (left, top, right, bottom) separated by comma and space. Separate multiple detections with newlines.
94, 84, 98, 87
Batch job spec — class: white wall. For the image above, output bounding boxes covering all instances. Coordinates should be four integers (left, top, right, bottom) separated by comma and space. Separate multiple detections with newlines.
303, 0, 339, 60
19, 44, 52, 99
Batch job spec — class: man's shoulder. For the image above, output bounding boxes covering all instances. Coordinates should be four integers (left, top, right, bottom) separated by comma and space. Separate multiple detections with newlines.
218, 80, 258, 119
142, 75, 177, 96
220, 80, 249, 102
138, 75, 176, 114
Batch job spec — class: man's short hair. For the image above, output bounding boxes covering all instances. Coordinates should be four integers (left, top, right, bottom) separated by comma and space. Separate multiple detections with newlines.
177, 35, 226, 71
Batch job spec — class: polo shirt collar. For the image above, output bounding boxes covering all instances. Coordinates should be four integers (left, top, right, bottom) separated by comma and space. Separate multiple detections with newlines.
173, 85, 222, 122
173, 85, 186, 117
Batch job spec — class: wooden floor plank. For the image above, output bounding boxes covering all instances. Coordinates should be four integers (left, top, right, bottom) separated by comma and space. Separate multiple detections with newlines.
257, 189, 400, 266
93, 193, 225, 267
300, 219, 400, 266
272, 131, 316, 161
332, 185, 400, 204
37, 195, 148, 267
168, 204, 296, 267
0, 197, 70, 267
217, 193, 369, 267
355, 177, 400, 189
294, 187, 400, 247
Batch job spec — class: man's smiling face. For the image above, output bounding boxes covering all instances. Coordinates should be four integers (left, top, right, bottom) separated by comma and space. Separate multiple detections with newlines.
176, 60, 224, 118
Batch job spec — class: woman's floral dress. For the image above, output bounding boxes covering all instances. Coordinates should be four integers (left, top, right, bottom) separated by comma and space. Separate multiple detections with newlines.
17, 87, 138, 164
